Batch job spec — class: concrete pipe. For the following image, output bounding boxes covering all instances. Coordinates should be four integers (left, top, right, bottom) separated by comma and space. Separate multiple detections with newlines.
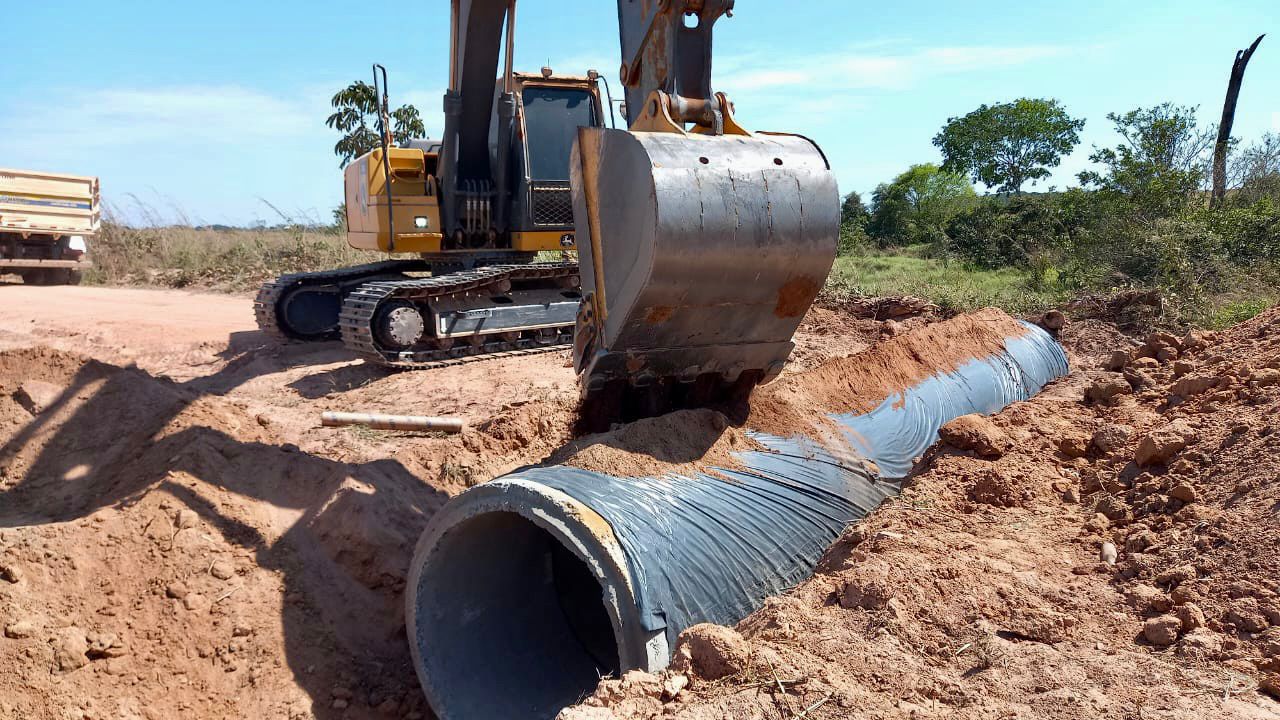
406, 322, 1070, 720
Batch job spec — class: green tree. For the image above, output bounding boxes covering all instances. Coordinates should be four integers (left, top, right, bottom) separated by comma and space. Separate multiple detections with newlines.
1077, 103, 1215, 219
837, 192, 871, 255
840, 191, 870, 229
326, 81, 427, 168
867, 164, 977, 247
933, 98, 1085, 193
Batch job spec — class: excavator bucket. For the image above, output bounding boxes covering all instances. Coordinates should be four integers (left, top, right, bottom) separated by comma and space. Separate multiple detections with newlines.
571, 126, 839, 412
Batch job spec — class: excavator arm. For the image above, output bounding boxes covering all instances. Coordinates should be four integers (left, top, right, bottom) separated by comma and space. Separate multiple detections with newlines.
438, 0, 519, 245
571, 0, 840, 420
615, 0, 742, 134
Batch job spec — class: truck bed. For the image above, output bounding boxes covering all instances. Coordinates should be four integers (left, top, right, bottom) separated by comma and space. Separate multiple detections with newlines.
0, 167, 99, 237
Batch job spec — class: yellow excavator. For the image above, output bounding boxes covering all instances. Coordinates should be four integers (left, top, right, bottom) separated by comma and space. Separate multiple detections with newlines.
255, 0, 838, 413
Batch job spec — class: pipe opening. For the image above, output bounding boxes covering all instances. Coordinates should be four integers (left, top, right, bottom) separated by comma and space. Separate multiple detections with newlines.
413, 511, 621, 719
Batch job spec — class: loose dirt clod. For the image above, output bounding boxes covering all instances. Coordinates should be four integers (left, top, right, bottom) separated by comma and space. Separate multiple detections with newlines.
669, 624, 750, 681
1100, 542, 1118, 565
938, 414, 1011, 458
3, 621, 35, 640
1134, 420, 1194, 466
0, 563, 22, 584
1143, 615, 1182, 646
52, 629, 89, 673
1262, 674, 1280, 700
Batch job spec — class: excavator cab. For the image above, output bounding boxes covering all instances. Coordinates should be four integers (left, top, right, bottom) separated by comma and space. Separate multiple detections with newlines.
499, 72, 605, 254
344, 71, 605, 259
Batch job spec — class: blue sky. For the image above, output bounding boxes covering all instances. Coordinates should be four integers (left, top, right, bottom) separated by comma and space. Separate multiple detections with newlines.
2, 0, 1276, 226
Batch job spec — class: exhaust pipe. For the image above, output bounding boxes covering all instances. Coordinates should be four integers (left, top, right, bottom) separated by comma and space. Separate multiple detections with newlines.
406, 322, 1069, 720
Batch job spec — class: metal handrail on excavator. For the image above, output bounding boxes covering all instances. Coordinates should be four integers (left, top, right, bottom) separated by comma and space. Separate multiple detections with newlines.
371, 63, 396, 253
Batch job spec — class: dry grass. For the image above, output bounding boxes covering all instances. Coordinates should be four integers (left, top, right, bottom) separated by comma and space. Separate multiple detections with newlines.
85, 222, 369, 292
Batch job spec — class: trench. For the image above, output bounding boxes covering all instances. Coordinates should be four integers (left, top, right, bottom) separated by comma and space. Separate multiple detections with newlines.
408, 322, 1071, 720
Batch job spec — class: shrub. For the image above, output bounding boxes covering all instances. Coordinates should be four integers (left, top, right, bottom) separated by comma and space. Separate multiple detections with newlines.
837, 223, 870, 257
1204, 199, 1280, 262
945, 195, 1068, 269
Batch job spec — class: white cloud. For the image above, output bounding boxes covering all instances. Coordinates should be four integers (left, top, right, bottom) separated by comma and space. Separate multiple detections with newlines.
0, 85, 319, 151
719, 43, 1074, 93
920, 45, 1067, 72
0, 84, 349, 226
725, 69, 814, 91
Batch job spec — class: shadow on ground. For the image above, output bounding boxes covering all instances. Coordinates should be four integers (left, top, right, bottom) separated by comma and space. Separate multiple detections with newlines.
0, 336, 439, 718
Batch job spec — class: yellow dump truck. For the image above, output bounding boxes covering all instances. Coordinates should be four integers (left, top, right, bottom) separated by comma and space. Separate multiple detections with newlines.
0, 167, 98, 284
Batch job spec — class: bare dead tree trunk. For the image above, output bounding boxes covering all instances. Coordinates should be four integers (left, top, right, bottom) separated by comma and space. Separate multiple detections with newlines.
1212, 34, 1265, 208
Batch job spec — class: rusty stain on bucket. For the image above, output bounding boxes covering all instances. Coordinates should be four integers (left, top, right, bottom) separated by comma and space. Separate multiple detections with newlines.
644, 306, 675, 324
774, 276, 823, 318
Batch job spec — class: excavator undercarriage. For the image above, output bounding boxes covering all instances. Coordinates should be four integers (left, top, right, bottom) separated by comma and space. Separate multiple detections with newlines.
254, 257, 581, 367
338, 262, 581, 368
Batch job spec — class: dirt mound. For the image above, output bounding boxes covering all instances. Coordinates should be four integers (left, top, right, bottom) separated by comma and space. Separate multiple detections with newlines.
784, 305, 884, 374
746, 308, 1031, 440
547, 308, 1029, 479
0, 348, 446, 719
562, 310, 1280, 718
0, 347, 274, 520
549, 409, 766, 477
782, 307, 1029, 414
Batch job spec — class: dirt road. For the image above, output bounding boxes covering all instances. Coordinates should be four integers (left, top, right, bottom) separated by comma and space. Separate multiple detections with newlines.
0, 280, 582, 428
0, 284, 257, 369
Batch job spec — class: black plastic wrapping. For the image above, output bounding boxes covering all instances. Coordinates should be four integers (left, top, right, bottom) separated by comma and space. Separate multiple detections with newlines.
506, 324, 1070, 647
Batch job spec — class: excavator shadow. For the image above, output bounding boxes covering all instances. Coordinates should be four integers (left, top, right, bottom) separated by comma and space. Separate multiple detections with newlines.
286, 361, 391, 400
189, 332, 383, 396
0, 340, 443, 718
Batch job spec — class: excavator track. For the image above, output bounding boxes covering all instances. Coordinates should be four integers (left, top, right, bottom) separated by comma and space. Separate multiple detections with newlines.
339, 262, 580, 369
254, 259, 433, 340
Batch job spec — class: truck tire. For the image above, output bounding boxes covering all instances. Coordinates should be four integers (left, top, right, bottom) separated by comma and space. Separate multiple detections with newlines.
20, 269, 81, 286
